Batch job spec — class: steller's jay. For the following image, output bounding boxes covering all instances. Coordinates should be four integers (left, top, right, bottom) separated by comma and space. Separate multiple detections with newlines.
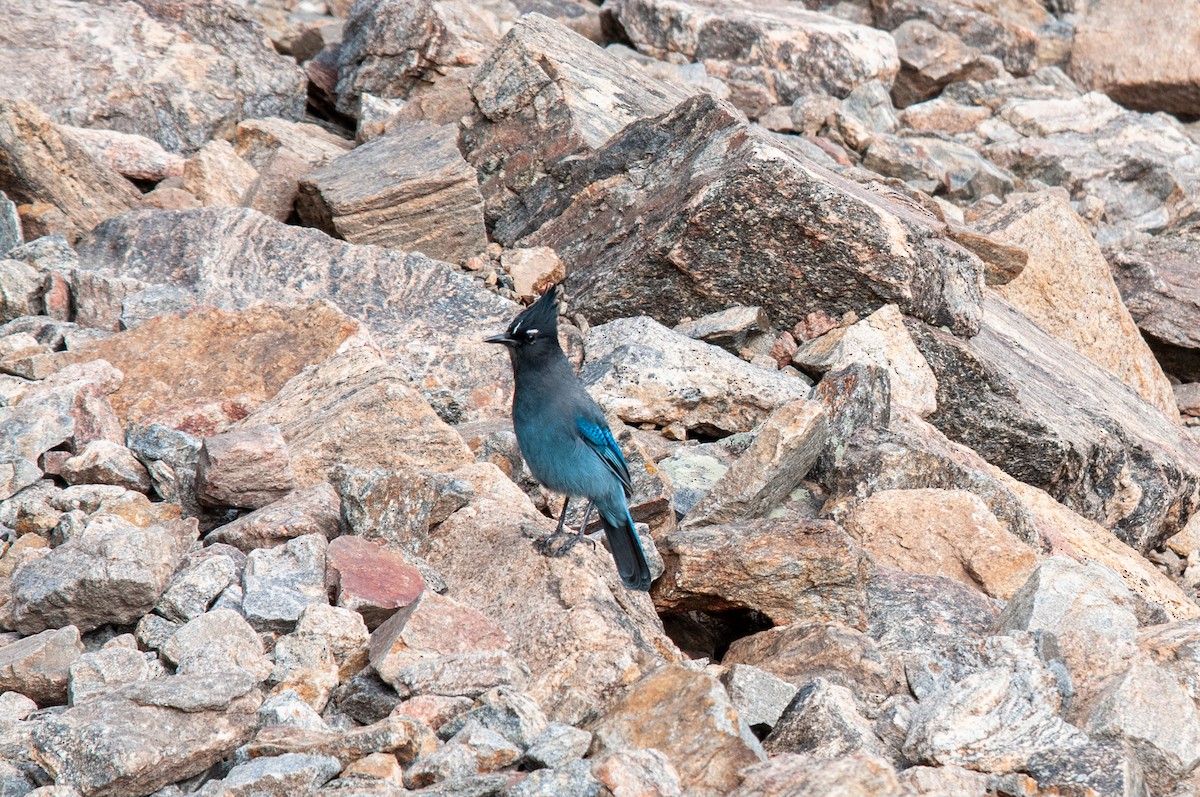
485, 284, 653, 591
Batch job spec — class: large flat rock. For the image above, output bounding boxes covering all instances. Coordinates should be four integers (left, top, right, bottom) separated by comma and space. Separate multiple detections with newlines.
76, 207, 520, 422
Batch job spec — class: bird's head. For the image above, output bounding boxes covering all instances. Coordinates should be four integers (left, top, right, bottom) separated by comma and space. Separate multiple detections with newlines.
485, 282, 562, 354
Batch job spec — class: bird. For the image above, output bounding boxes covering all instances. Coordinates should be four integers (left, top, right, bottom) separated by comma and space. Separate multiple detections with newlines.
485, 283, 653, 591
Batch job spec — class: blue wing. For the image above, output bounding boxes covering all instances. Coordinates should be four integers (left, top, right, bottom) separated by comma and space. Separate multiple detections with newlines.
576, 418, 633, 498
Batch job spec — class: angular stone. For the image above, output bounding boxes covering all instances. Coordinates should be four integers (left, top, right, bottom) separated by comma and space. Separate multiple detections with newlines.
259, 690, 330, 732
326, 535, 425, 631
77, 207, 521, 422
590, 666, 765, 797
684, 400, 827, 525
764, 678, 892, 759
890, 20, 984, 108
31, 673, 261, 797
212, 753, 341, 797
979, 191, 1177, 417
53, 303, 365, 433
234, 117, 352, 222
844, 488, 1037, 600
293, 603, 372, 682
60, 441, 151, 493
460, 13, 694, 244
602, 0, 898, 118
1070, 0, 1200, 116
0, 0, 305, 153
998, 556, 1139, 646
0, 100, 141, 233
501, 248, 565, 302
334, 466, 474, 556
268, 632, 340, 713
793, 304, 937, 417
1139, 620, 1200, 708
0, 626, 82, 706
407, 722, 522, 787
242, 714, 437, 767
67, 646, 151, 705
909, 294, 1200, 552
0, 192, 21, 255
391, 694, 473, 734
872, 0, 1044, 75
1025, 737, 1147, 797
197, 425, 296, 509
525, 723, 592, 770
125, 423, 202, 511
0, 260, 42, 322
590, 749, 682, 797
862, 133, 1014, 202
731, 751, 906, 797
206, 483, 342, 552
424, 464, 677, 724
8, 516, 196, 634
506, 761, 601, 797
235, 347, 472, 485
242, 533, 329, 632
656, 516, 869, 628
58, 126, 184, 183
182, 140, 258, 207
719, 663, 800, 733
155, 553, 238, 623
161, 608, 272, 680
520, 94, 983, 336
580, 316, 811, 437
298, 122, 486, 264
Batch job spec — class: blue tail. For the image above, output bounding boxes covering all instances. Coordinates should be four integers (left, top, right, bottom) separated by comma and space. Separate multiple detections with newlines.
598, 504, 652, 591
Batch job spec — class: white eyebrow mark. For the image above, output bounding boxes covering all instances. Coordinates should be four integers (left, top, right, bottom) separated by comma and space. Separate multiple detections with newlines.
526, 328, 539, 336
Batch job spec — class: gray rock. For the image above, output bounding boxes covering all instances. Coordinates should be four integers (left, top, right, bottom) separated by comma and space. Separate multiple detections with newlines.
155, 554, 238, 623
1026, 736, 1147, 797
674, 306, 774, 359
0, 691, 37, 722
125, 423, 202, 509
134, 613, 179, 654
332, 670, 403, 726
731, 750, 906, 797
210, 752, 341, 797
206, 483, 342, 552
656, 449, 731, 518
0, 626, 83, 706
60, 441, 151, 493
873, 0, 1042, 75
197, 425, 296, 510
258, 690, 330, 732
0, 193, 20, 256
909, 294, 1200, 552
0, 761, 33, 797
998, 557, 1139, 644
242, 533, 329, 632
67, 646, 152, 705
581, 317, 811, 438
589, 749, 683, 797
76, 206, 518, 425
0, 0, 305, 153
719, 663, 800, 732
863, 133, 1014, 201
8, 516, 197, 634
764, 678, 893, 760
523, 722, 592, 770
334, 466, 472, 557
0, 261, 42, 323
32, 672, 262, 797
890, 20, 985, 108
506, 760, 600, 797
0, 387, 74, 501
161, 608, 272, 681
439, 687, 548, 749
408, 721, 522, 788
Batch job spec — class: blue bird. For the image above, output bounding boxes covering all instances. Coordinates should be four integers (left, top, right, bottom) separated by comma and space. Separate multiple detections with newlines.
485, 284, 653, 591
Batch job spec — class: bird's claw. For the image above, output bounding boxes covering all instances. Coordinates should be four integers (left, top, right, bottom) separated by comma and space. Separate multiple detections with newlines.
535, 531, 597, 557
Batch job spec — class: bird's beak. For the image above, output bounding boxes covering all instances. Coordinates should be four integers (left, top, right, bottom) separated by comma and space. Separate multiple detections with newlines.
484, 333, 515, 346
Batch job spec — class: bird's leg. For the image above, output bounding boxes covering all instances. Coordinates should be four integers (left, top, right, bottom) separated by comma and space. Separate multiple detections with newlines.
575, 501, 598, 550
554, 496, 570, 535
536, 496, 593, 557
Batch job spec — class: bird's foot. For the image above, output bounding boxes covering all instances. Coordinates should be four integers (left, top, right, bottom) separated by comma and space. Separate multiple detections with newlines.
535, 530, 597, 558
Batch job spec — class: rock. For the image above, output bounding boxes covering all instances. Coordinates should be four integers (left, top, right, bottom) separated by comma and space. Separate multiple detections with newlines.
844, 488, 1037, 600
59, 441, 151, 493
233, 118, 352, 222
67, 646, 152, 705
57, 126, 185, 182
406, 722, 522, 787
155, 552, 238, 623
7, 516, 196, 634
506, 761, 601, 797
903, 635, 1083, 771
461, 13, 695, 243
656, 516, 870, 628
126, 423, 202, 510
424, 464, 677, 724
998, 556, 1139, 646
764, 678, 892, 759
674, 306, 772, 358
1080, 658, 1200, 792
268, 633, 340, 714
1025, 737, 1148, 797
792, 304, 937, 417
0, 100, 142, 233
134, 613, 179, 653
731, 751, 905, 797
259, 690, 330, 732
581, 316, 811, 437
31, 672, 261, 797
1069, 0, 1200, 115
326, 535, 425, 630
209, 753, 341, 797
872, 0, 1044, 76
909, 294, 1200, 552
77, 207, 521, 422
439, 687, 548, 751
501, 248, 566, 302
725, 621, 905, 701
590, 665, 765, 797
0, 0, 305, 153
391, 694, 473, 734
862, 133, 1014, 201
0, 192, 21, 255
334, 465, 474, 556
297, 122, 486, 264
525, 723, 592, 770
52, 303, 365, 432
718, 663, 800, 733
589, 749, 682, 797
242, 714, 437, 767
161, 608, 272, 680
292, 603, 371, 680
234, 347, 473, 484
0, 690, 37, 722
517, 93, 984, 336
206, 483, 342, 552
683, 400, 827, 524
1108, 230, 1200, 380
978, 191, 1177, 416
335, 0, 503, 117
0, 626, 82, 706
0, 381, 75, 501
181, 140, 258, 207
890, 20, 985, 108
242, 533, 329, 632
0, 261, 42, 322
604, 0, 897, 116
197, 425, 296, 509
